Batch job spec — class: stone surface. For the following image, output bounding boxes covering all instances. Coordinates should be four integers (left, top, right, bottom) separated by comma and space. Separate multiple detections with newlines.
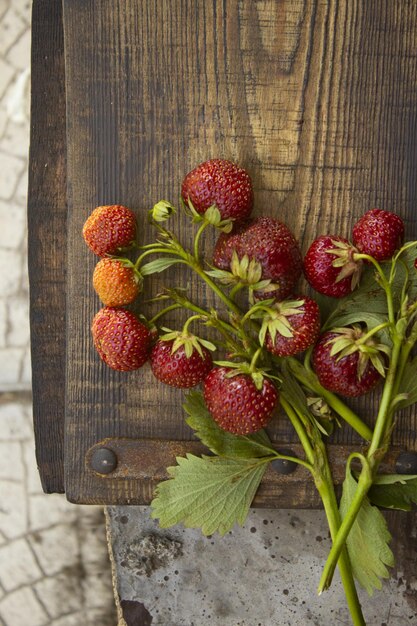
0, 537, 42, 591
108, 505, 417, 626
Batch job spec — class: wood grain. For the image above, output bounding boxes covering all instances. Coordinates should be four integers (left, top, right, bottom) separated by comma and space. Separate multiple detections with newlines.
62, 0, 417, 505
28, 0, 66, 493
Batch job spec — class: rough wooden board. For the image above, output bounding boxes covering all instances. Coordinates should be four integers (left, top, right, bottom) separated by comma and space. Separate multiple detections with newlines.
62, 0, 417, 505
28, 0, 66, 494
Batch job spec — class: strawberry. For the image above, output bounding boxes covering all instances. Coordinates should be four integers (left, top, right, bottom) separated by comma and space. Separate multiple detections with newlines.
352, 208, 404, 261
203, 366, 279, 434
311, 327, 387, 397
83, 204, 137, 256
93, 258, 141, 307
213, 217, 303, 300
150, 338, 213, 388
304, 235, 362, 298
181, 158, 253, 221
261, 296, 321, 357
91, 307, 151, 371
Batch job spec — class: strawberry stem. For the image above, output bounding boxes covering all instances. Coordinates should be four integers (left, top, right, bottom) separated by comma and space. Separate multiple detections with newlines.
318, 333, 403, 593
149, 304, 182, 325
182, 314, 201, 335
288, 356, 373, 441
193, 221, 210, 261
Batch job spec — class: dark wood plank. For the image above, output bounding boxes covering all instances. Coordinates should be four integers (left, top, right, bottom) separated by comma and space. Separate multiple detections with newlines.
62, 0, 417, 505
28, 0, 67, 493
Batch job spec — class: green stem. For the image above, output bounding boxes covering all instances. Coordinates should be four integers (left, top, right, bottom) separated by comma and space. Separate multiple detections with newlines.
134, 247, 178, 269
315, 475, 365, 625
149, 304, 181, 325
192, 263, 241, 315
229, 282, 245, 300
182, 315, 201, 334
194, 222, 209, 261
280, 394, 315, 465
318, 459, 373, 594
288, 357, 373, 441
354, 254, 395, 323
318, 336, 403, 592
358, 321, 391, 344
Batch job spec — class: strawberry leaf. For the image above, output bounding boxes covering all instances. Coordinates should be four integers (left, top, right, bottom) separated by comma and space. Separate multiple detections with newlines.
340, 470, 394, 595
150, 453, 267, 535
140, 257, 184, 275
368, 475, 417, 511
395, 355, 417, 409
183, 391, 275, 459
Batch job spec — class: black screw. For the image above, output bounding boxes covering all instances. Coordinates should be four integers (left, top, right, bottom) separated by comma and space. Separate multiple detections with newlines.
90, 447, 118, 475
395, 452, 417, 475
271, 448, 298, 475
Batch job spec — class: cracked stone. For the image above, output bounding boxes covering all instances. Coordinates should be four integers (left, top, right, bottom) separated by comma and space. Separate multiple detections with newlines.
23, 439, 44, 495
0, 299, 6, 347
0, 200, 26, 249
0, 537, 42, 591
6, 27, 30, 71
1, 116, 29, 158
0, 151, 25, 201
0, 586, 48, 626
6, 293, 30, 346
0, 348, 23, 387
28, 523, 80, 577
0, 479, 27, 539
0, 58, 15, 99
0, 400, 32, 439
0, 7, 27, 54
0, 441, 23, 480
29, 494, 79, 533
34, 570, 84, 620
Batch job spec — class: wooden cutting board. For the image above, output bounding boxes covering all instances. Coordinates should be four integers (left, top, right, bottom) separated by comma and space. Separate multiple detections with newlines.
30, 0, 417, 504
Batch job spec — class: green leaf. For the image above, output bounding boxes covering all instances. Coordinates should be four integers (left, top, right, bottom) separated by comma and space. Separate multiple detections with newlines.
368, 475, 417, 511
150, 453, 267, 535
396, 356, 417, 408
140, 257, 183, 275
340, 471, 394, 595
183, 391, 274, 458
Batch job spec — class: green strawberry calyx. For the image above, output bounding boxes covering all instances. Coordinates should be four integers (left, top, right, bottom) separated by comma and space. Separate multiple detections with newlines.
159, 317, 216, 359
326, 323, 391, 379
326, 239, 363, 289
183, 198, 234, 233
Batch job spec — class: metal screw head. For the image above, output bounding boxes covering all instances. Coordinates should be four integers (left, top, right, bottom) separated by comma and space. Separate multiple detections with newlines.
271, 448, 298, 475
395, 452, 417, 475
90, 447, 118, 475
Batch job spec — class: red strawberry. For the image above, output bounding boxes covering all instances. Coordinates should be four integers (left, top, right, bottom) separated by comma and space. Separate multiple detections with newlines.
262, 296, 320, 357
150, 339, 213, 388
213, 217, 303, 300
181, 159, 253, 221
83, 204, 137, 256
312, 327, 385, 397
352, 208, 404, 261
203, 367, 279, 435
91, 307, 151, 371
93, 258, 141, 307
304, 235, 362, 298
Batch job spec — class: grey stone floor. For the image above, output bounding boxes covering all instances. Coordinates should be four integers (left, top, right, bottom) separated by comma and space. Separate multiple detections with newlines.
0, 2, 116, 624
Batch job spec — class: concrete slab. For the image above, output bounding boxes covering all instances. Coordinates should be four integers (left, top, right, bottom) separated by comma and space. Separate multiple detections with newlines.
107, 505, 417, 626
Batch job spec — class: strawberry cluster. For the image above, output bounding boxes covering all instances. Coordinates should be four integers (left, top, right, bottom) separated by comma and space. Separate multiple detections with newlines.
83, 158, 406, 436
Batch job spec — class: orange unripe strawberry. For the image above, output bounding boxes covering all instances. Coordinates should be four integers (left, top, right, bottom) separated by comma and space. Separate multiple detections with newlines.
91, 307, 151, 371
83, 204, 137, 257
93, 258, 141, 307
